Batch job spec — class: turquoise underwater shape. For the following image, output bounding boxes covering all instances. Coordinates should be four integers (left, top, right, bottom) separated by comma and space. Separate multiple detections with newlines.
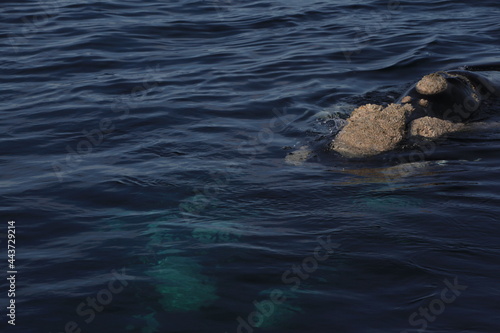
146, 255, 219, 312
118, 209, 243, 331
143, 214, 244, 312
122, 202, 344, 331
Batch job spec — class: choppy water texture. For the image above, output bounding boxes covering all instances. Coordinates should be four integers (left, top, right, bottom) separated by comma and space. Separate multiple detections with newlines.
1, 1, 500, 332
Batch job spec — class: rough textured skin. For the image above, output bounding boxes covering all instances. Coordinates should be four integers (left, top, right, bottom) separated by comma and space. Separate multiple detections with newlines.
331, 103, 414, 157
284, 145, 312, 165
416, 73, 448, 95
401, 96, 412, 103
409, 116, 465, 138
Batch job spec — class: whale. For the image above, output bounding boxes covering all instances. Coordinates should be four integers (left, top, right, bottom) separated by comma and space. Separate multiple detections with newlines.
330, 67, 500, 158
284, 64, 500, 164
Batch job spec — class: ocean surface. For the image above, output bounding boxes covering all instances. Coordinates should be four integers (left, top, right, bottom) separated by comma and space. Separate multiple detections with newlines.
1, 1, 500, 332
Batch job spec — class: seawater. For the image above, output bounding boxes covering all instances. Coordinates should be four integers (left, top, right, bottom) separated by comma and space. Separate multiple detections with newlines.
1, 0, 500, 332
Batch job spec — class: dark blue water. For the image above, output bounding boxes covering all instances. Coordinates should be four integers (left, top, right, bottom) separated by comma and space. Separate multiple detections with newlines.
1, 1, 500, 332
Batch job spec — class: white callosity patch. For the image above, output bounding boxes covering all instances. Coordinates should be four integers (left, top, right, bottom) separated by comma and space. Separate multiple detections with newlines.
331, 103, 414, 158
416, 73, 448, 95
409, 116, 465, 138
285, 146, 313, 166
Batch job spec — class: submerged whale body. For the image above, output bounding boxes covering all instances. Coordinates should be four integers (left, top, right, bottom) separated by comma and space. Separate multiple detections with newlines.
330, 68, 499, 158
